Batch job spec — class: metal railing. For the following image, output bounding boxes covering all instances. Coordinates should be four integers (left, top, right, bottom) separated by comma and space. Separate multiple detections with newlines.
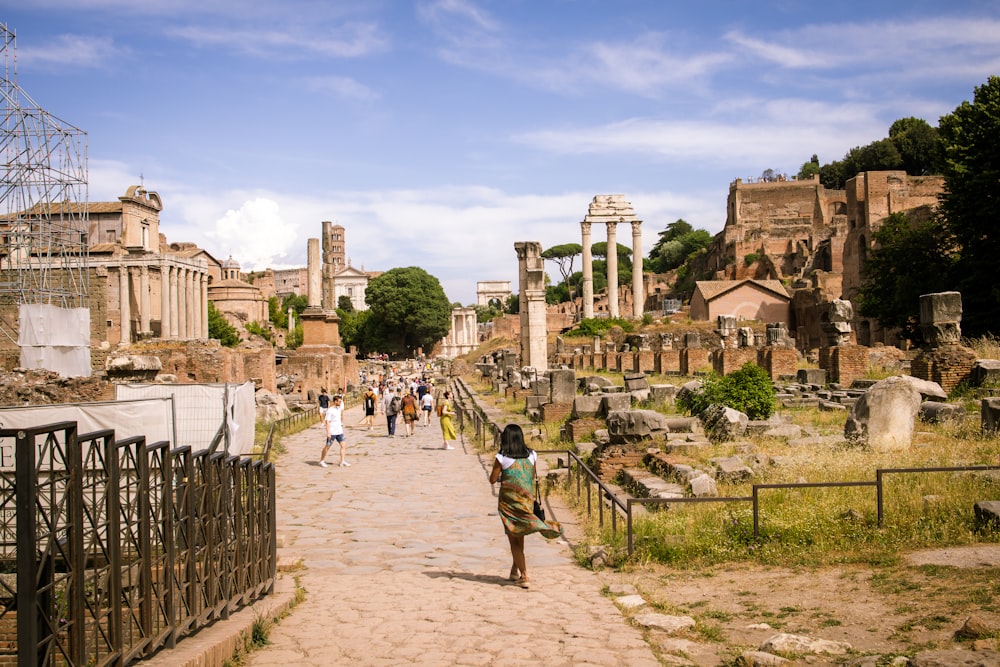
0, 420, 276, 666
449, 377, 1000, 559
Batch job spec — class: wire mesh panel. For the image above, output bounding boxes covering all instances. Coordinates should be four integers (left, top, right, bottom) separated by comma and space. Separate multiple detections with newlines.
144, 441, 174, 655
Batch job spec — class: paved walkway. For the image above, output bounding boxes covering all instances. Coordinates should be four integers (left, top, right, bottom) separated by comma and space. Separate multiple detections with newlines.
246, 402, 660, 667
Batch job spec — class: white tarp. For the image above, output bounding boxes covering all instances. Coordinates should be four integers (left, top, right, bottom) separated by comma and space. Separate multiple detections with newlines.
0, 398, 174, 470
115, 382, 256, 456
18, 303, 92, 377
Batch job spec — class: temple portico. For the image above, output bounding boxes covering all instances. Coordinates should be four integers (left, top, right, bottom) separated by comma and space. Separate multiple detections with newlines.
579, 195, 643, 320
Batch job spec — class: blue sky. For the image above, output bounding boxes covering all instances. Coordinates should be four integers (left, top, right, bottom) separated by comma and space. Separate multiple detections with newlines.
3, 0, 999, 304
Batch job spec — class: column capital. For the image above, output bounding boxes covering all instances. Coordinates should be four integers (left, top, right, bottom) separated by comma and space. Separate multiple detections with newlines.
580, 221, 592, 234
631, 219, 643, 234
606, 220, 618, 232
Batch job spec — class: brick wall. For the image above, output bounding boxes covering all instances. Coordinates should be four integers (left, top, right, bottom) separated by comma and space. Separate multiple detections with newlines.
819, 345, 868, 386
911, 345, 976, 394
759, 347, 799, 380
566, 417, 605, 442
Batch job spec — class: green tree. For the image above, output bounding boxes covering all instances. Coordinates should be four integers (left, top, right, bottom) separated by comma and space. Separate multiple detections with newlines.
364, 267, 452, 356
541, 243, 582, 307
797, 154, 820, 181
648, 220, 712, 274
677, 362, 775, 420
938, 76, 1000, 336
338, 295, 354, 312
889, 117, 944, 176
268, 296, 287, 328
337, 308, 369, 352
207, 301, 240, 347
856, 213, 957, 342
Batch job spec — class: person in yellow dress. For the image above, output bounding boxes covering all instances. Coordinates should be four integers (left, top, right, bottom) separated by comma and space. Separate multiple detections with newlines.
438, 390, 457, 449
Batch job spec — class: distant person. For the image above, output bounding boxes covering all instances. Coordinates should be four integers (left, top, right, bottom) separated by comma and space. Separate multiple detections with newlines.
437, 390, 456, 449
488, 424, 561, 589
359, 385, 378, 430
400, 390, 418, 437
384, 388, 401, 438
319, 395, 349, 468
318, 388, 330, 418
419, 389, 434, 426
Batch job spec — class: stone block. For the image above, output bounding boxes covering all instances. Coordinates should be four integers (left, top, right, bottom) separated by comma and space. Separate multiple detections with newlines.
974, 501, 1000, 530
982, 397, 1000, 433
571, 395, 603, 418
797, 368, 826, 385
549, 368, 576, 404
601, 393, 631, 415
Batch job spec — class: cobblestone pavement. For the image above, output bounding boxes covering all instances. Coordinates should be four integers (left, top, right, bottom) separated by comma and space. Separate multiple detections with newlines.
246, 404, 660, 667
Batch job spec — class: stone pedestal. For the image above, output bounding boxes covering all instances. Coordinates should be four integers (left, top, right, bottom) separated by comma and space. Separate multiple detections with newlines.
819, 344, 868, 386
713, 348, 757, 376
681, 348, 709, 375
911, 344, 976, 394
760, 347, 799, 380
635, 350, 655, 373
656, 350, 681, 374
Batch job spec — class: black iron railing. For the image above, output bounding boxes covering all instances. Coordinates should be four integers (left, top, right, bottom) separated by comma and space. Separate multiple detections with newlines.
0, 420, 276, 666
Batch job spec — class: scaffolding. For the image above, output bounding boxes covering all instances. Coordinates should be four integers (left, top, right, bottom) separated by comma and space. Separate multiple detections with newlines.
0, 23, 90, 346
0, 25, 91, 376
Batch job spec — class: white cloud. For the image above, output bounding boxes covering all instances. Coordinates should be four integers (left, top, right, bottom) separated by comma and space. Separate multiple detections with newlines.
16, 34, 123, 69
166, 21, 389, 59
205, 198, 299, 271
302, 75, 379, 102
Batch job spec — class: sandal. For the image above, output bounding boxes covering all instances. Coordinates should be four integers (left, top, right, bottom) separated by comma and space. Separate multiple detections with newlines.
509, 566, 520, 581
515, 577, 530, 589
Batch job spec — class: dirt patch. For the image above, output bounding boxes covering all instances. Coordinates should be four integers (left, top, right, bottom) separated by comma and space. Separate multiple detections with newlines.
608, 548, 1000, 664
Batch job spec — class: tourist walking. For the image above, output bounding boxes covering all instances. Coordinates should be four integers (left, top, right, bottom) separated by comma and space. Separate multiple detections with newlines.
318, 388, 329, 418
419, 389, 434, 426
359, 385, 378, 430
488, 424, 561, 589
383, 388, 401, 437
319, 395, 349, 468
400, 390, 418, 437
438, 390, 456, 449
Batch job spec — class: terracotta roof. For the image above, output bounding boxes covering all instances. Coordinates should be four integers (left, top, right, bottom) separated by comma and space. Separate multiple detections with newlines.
695, 280, 790, 301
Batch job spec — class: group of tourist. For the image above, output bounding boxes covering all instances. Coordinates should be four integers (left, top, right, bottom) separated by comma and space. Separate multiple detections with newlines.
314, 373, 559, 590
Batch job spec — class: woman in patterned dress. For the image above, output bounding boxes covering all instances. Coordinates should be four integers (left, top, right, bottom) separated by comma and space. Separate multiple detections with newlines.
488, 424, 561, 589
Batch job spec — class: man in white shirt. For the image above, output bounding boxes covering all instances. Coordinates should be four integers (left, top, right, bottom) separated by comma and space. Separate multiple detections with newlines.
319, 395, 349, 468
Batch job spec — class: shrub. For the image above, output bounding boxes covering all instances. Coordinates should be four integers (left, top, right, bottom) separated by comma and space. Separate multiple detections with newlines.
568, 317, 634, 338
677, 362, 775, 420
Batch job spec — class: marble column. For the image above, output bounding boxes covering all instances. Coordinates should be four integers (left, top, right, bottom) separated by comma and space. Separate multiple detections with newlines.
185, 269, 195, 339
631, 219, 643, 319
177, 268, 188, 340
160, 264, 171, 339
119, 265, 131, 344
581, 221, 594, 319
139, 265, 150, 335
606, 221, 619, 318
200, 273, 209, 339
169, 267, 180, 339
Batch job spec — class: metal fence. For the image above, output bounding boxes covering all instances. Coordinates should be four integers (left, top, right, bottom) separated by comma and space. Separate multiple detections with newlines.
450, 378, 1000, 559
0, 420, 276, 666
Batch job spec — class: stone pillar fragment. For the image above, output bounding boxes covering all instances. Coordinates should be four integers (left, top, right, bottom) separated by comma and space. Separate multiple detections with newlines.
631, 219, 643, 318
606, 221, 619, 318
119, 265, 131, 344
307, 238, 322, 308
169, 267, 180, 340
514, 241, 548, 371
160, 264, 171, 339
581, 221, 594, 319
139, 265, 150, 335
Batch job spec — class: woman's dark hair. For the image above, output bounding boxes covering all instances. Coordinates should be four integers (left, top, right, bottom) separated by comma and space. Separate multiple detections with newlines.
499, 424, 531, 459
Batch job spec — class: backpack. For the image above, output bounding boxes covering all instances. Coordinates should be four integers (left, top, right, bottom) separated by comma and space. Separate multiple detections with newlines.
389, 396, 401, 415
436, 402, 444, 417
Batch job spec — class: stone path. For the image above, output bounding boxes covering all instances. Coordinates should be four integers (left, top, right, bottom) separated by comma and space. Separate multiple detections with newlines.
246, 403, 660, 667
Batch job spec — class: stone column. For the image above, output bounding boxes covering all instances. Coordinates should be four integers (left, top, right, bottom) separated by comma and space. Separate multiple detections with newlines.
119, 265, 131, 344
606, 221, 619, 318
581, 221, 594, 319
185, 269, 195, 339
201, 273, 209, 339
631, 219, 643, 319
160, 264, 171, 339
177, 268, 188, 340
139, 265, 150, 335
514, 241, 548, 371
169, 267, 180, 339
307, 238, 322, 308
191, 271, 202, 340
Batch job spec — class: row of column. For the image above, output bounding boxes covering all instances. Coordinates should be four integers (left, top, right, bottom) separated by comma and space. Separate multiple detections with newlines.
118, 262, 208, 344
580, 220, 643, 319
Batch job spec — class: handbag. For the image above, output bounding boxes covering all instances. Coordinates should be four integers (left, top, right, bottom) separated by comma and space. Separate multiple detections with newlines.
532, 477, 545, 521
